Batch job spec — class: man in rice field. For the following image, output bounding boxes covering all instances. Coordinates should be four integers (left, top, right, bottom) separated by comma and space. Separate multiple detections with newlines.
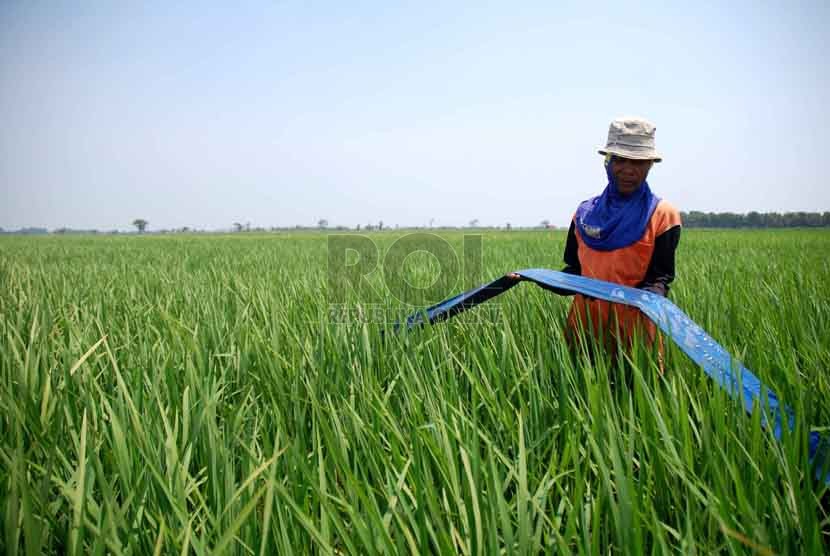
517, 117, 682, 367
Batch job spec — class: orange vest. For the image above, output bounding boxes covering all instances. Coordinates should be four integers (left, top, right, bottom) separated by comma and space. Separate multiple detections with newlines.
567, 200, 682, 356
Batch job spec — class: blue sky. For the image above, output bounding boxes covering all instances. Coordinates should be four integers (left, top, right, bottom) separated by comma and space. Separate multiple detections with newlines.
1, 1, 828, 230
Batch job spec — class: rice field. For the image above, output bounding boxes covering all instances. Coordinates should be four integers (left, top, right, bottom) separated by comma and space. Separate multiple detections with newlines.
1, 229, 829, 555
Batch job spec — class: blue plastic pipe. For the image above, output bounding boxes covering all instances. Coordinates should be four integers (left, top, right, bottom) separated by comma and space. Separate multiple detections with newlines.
400, 268, 829, 484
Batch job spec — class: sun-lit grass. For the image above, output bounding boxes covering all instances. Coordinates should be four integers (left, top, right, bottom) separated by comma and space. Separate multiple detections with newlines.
1, 229, 829, 554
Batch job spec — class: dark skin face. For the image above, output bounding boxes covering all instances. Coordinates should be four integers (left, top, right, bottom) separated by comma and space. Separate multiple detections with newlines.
610, 156, 654, 196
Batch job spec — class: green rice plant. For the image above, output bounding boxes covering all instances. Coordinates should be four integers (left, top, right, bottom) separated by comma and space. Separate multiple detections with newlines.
0, 229, 828, 554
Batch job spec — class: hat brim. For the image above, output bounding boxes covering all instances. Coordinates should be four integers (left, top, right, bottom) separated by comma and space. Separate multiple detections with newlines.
598, 148, 662, 163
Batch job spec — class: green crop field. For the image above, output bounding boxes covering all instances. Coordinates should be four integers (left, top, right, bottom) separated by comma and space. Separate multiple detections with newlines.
2, 229, 829, 555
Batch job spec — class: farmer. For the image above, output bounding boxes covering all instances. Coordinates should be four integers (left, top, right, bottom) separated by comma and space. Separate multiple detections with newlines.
566, 116, 681, 363
515, 117, 681, 363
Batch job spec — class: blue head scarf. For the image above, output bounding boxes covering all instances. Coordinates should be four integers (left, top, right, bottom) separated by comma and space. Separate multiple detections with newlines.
574, 155, 660, 251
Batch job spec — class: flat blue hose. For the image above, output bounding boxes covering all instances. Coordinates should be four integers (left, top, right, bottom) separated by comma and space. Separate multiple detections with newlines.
401, 268, 829, 484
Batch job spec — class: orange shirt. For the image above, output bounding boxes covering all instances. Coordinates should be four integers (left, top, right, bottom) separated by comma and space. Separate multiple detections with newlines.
566, 200, 682, 355
575, 200, 681, 287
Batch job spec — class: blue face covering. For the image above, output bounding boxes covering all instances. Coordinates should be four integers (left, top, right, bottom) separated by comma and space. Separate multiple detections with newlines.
574, 156, 660, 251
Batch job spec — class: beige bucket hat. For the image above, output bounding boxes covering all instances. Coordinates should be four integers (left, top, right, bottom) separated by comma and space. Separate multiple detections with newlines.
598, 116, 662, 162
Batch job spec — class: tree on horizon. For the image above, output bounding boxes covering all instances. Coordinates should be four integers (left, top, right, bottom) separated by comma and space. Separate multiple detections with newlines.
132, 219, 148, 233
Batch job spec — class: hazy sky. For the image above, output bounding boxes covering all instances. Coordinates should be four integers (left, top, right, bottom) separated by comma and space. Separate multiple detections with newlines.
1, 1, 828, 230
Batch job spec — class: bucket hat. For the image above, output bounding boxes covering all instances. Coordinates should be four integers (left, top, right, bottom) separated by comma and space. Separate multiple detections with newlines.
598, 116, 662, 162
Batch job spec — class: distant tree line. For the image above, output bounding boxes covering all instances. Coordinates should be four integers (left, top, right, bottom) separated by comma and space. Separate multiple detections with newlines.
681, 211, 830, 228
4, 212, 830, 235
0, 227, 49, 235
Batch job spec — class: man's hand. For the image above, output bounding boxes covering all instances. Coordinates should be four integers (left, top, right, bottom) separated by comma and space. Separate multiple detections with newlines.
506, 273, 523, 280
639, 284, 667, 297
